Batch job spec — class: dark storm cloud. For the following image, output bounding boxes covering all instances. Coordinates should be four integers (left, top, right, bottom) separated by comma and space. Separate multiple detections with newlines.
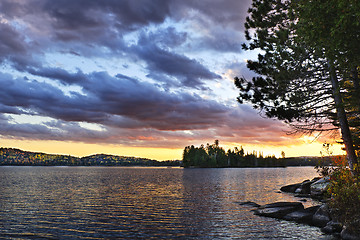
0, 22, 40, 71
43, 0, 171, 30
81, 72, 228, 130
0, 0, 171, 30
27, 67, 88, 85
0, 0, 224, 88
0, 71, 291, 147
0, 22, 26, 55
0, 71, 228, 131
132, 29, 221, 89
0, 0, 289, 148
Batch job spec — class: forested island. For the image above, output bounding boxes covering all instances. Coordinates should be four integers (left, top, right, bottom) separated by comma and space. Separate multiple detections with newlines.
182, 140, 332, 168
0, 148, 181, 166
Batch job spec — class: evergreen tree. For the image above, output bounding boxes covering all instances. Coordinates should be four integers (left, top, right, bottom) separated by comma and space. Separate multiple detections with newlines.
236, 0, 359, 172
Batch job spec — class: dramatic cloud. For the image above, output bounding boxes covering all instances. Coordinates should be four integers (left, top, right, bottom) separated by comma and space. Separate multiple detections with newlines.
132, 29, 221, 89
0, 0, 306, 157
0, 71, 227, 129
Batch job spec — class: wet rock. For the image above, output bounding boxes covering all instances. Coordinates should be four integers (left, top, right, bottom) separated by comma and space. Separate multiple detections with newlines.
341, 226, 360, 240
282, 178, 319, 195
238, 201, 260, 208
280, 183, 302, 193
254, 202, 304, 218
294, 193, 311, 198
311, 177, 322, 182
310, 176, 330, 197
295, 179, 313, 194
260, 202, 304, 209
283, 205, 320, 224
321, 220, 342, 234
313, 204, 331, 227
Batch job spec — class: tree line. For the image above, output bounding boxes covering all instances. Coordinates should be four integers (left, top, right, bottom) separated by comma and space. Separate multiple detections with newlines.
182, 140, 286, 168
0, 148, 181, 166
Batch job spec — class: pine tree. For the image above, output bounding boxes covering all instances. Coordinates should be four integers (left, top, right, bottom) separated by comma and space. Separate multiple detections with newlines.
236, 0, 360, 172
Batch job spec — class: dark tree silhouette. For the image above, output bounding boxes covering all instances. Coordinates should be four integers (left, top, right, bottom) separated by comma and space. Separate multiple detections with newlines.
236, 0, 359, 172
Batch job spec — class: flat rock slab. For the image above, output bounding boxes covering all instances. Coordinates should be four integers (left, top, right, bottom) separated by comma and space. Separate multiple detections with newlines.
254, 202, 304, 218
283, 205, 320, 224
260, 202, 304, 209
238, 201, 260, 207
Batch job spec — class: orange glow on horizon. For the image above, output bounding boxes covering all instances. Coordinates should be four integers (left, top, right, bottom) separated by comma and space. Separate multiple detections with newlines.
0, 139, 182, 160
0, 137, 346, 161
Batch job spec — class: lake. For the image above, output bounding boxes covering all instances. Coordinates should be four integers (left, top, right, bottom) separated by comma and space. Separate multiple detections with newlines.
0, 166, 338, 239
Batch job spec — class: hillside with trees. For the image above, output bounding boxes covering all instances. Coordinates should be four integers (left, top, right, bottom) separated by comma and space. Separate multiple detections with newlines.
0, 148, 181, 166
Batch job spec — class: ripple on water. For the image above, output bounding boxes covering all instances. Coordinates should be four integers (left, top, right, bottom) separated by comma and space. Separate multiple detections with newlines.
0, 166, 331, 239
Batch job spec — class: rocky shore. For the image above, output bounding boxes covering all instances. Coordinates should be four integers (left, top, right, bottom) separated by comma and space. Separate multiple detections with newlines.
240, 177, 360, 240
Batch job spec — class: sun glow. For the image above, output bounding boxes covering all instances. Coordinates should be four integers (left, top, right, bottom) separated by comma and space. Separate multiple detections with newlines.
0, 136, 346, 161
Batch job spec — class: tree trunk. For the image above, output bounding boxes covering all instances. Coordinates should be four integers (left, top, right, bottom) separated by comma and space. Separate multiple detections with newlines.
328, 61, 358, 172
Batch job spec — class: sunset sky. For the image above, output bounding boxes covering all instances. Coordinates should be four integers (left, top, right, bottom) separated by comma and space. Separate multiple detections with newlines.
0, 0, 344, 160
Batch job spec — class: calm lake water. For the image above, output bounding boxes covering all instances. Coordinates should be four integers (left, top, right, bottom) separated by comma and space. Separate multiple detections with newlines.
0, 166, 338, 239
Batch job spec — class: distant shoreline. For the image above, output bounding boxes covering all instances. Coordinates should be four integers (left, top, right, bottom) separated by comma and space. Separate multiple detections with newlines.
0, 147, 337, 168
0, 147, 181, 167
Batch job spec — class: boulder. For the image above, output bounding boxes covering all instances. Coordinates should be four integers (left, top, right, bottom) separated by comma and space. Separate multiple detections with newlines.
283, 205, 320, 225
280, 183, 302, 193
281, 178, 319, 194
341, 226, 360, 240
254, 202, 304, 218
313, 204, 331, 227
310, 176, 330, 197
321, 220, 342, 234
295, 179, 314, 194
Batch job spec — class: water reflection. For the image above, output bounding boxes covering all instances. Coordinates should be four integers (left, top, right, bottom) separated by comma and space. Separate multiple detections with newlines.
0, 167, 336, 239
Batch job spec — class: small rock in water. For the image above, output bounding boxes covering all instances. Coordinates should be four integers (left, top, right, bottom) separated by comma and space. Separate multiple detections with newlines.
238, 201, 260, 208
